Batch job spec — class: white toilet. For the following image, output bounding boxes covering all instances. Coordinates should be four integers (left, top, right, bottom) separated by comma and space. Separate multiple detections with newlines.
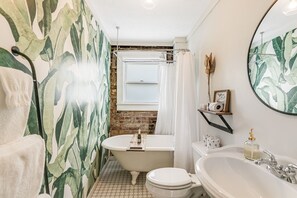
145, 141, 210, 198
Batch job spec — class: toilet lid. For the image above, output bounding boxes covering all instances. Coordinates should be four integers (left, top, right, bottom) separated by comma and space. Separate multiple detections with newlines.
146, 168, 192, 187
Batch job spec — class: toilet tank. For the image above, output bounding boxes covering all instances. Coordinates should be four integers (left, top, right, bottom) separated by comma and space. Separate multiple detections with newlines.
191, 142, 243, 165
191, 141, 208, 164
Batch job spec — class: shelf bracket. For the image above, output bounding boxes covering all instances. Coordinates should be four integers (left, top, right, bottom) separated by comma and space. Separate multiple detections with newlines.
198, 110, 233, 134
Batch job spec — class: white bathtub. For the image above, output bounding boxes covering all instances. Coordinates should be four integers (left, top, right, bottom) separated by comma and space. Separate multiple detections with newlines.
102, 134, 174, 185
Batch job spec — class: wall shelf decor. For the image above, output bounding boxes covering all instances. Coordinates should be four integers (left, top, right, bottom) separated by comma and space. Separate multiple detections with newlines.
198, 109, 233, 134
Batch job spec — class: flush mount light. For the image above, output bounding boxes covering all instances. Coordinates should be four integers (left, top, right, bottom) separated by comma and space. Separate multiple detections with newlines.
283, 0, 297, 16
142, 0, 156, 10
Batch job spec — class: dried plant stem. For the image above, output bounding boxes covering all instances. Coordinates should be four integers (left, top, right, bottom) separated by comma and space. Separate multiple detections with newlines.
204, 53, 215, 103
208, 73, 211, 102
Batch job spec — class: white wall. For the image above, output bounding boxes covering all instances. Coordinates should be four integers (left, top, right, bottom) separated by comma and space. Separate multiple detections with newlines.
188, 0, 297, 160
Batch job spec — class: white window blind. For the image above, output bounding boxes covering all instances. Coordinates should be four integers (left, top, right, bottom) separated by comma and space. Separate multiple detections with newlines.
117, 51, 163, 111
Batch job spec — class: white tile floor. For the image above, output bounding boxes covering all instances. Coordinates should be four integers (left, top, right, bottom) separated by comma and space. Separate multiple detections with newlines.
89, 157, 153, 198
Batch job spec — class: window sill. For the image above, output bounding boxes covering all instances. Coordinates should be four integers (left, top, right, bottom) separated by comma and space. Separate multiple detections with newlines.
126, 81, 158, 84
117, 103, 158, 111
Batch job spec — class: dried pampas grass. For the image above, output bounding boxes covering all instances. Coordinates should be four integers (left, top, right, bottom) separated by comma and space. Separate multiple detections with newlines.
204, 53, 215, 102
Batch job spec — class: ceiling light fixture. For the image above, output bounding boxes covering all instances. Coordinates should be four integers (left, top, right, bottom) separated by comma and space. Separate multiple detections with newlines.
142, 0, 156, 10
283, 0, 297, 16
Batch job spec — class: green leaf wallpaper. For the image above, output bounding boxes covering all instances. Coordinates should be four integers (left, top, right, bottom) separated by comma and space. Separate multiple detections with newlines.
0, 0, 110, 197
249, 28, 297, 113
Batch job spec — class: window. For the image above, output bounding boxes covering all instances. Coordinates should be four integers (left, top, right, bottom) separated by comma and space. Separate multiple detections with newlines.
117, 51, 163, 111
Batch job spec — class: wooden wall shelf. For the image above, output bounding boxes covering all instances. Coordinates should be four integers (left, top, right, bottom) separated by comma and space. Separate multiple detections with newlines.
198, 109, 233, 134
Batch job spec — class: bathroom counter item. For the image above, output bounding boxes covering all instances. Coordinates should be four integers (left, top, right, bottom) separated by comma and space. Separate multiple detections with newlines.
244, 129, 260, 160
102, 134, 174, 185
0, 135, 45, 198
129, 134, 145, 150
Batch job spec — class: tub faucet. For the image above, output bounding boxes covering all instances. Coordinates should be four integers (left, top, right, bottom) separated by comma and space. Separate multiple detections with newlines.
255, 150, 297, 184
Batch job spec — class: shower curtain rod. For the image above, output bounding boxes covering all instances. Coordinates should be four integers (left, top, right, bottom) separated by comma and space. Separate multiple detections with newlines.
113, 27, 190, 55
11, 46, 50, 194
113, 48, 189, 63
113, 48, 190, 53
122, 59, 176, 63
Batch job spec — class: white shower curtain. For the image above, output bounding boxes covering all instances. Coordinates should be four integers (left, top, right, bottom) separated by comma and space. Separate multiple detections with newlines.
173, 52, 197, 173
155, 63, 176, 135
155, 52, 198, 172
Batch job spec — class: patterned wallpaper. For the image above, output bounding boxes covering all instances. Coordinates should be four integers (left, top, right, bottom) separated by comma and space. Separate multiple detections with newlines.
0, 0, 110, 197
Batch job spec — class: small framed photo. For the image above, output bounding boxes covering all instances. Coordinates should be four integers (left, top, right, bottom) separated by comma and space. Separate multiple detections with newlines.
213, 89, 231, 112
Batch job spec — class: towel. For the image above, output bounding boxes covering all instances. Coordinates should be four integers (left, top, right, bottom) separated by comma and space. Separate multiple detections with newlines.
0, 135, 45, 198
0, 67, 33, 108
129, 134, 145, 150
0, 67, 33, 145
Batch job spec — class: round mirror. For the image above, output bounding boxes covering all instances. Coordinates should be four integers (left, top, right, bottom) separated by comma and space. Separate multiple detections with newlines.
248, 0, 297, 115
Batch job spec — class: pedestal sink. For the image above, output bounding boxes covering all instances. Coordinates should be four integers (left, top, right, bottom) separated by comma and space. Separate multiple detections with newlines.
196, 152, 297, 198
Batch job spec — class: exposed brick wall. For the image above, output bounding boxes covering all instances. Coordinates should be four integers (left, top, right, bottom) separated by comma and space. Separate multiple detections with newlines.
110, 46, 173, 136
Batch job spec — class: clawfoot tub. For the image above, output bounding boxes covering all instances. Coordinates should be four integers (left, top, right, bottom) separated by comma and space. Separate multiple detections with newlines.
102, 134, 174, 185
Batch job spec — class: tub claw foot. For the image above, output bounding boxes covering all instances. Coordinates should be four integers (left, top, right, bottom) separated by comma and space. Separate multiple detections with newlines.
130, 171, 140, 185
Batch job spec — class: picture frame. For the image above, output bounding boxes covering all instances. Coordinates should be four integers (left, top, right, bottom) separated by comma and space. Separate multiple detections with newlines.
213, 89, 230, 112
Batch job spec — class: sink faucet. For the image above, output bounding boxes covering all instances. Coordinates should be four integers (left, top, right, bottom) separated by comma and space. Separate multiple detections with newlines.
255, 150, 277, 166
255, 150, 297, 184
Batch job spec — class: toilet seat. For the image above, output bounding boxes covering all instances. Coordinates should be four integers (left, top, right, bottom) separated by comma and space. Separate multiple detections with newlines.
145, 142, 209, 198
146, 168, 202, 198
147, 168, 192, 187
146, 179, 193, 190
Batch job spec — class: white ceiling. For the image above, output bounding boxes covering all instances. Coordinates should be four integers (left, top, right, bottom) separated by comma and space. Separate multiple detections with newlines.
86, 0, 219, 45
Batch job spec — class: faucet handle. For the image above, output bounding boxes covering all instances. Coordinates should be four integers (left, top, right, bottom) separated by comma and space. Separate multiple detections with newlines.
263, 150, 277, 164
288, 163, 297, 170
284, 164, 297, 175
284, 164, 297, 184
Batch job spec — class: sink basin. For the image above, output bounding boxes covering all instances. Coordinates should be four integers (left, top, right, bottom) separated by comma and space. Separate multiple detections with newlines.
196, 152, 297, 198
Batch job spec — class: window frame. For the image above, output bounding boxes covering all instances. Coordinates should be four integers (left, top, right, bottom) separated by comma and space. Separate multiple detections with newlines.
117, 51, 163, 111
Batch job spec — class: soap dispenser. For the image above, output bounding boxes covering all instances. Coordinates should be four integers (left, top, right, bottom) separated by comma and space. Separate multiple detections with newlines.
244, 128, 260, 160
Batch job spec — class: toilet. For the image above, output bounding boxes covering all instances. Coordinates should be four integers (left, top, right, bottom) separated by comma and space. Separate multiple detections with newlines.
145, 141, 211, 198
